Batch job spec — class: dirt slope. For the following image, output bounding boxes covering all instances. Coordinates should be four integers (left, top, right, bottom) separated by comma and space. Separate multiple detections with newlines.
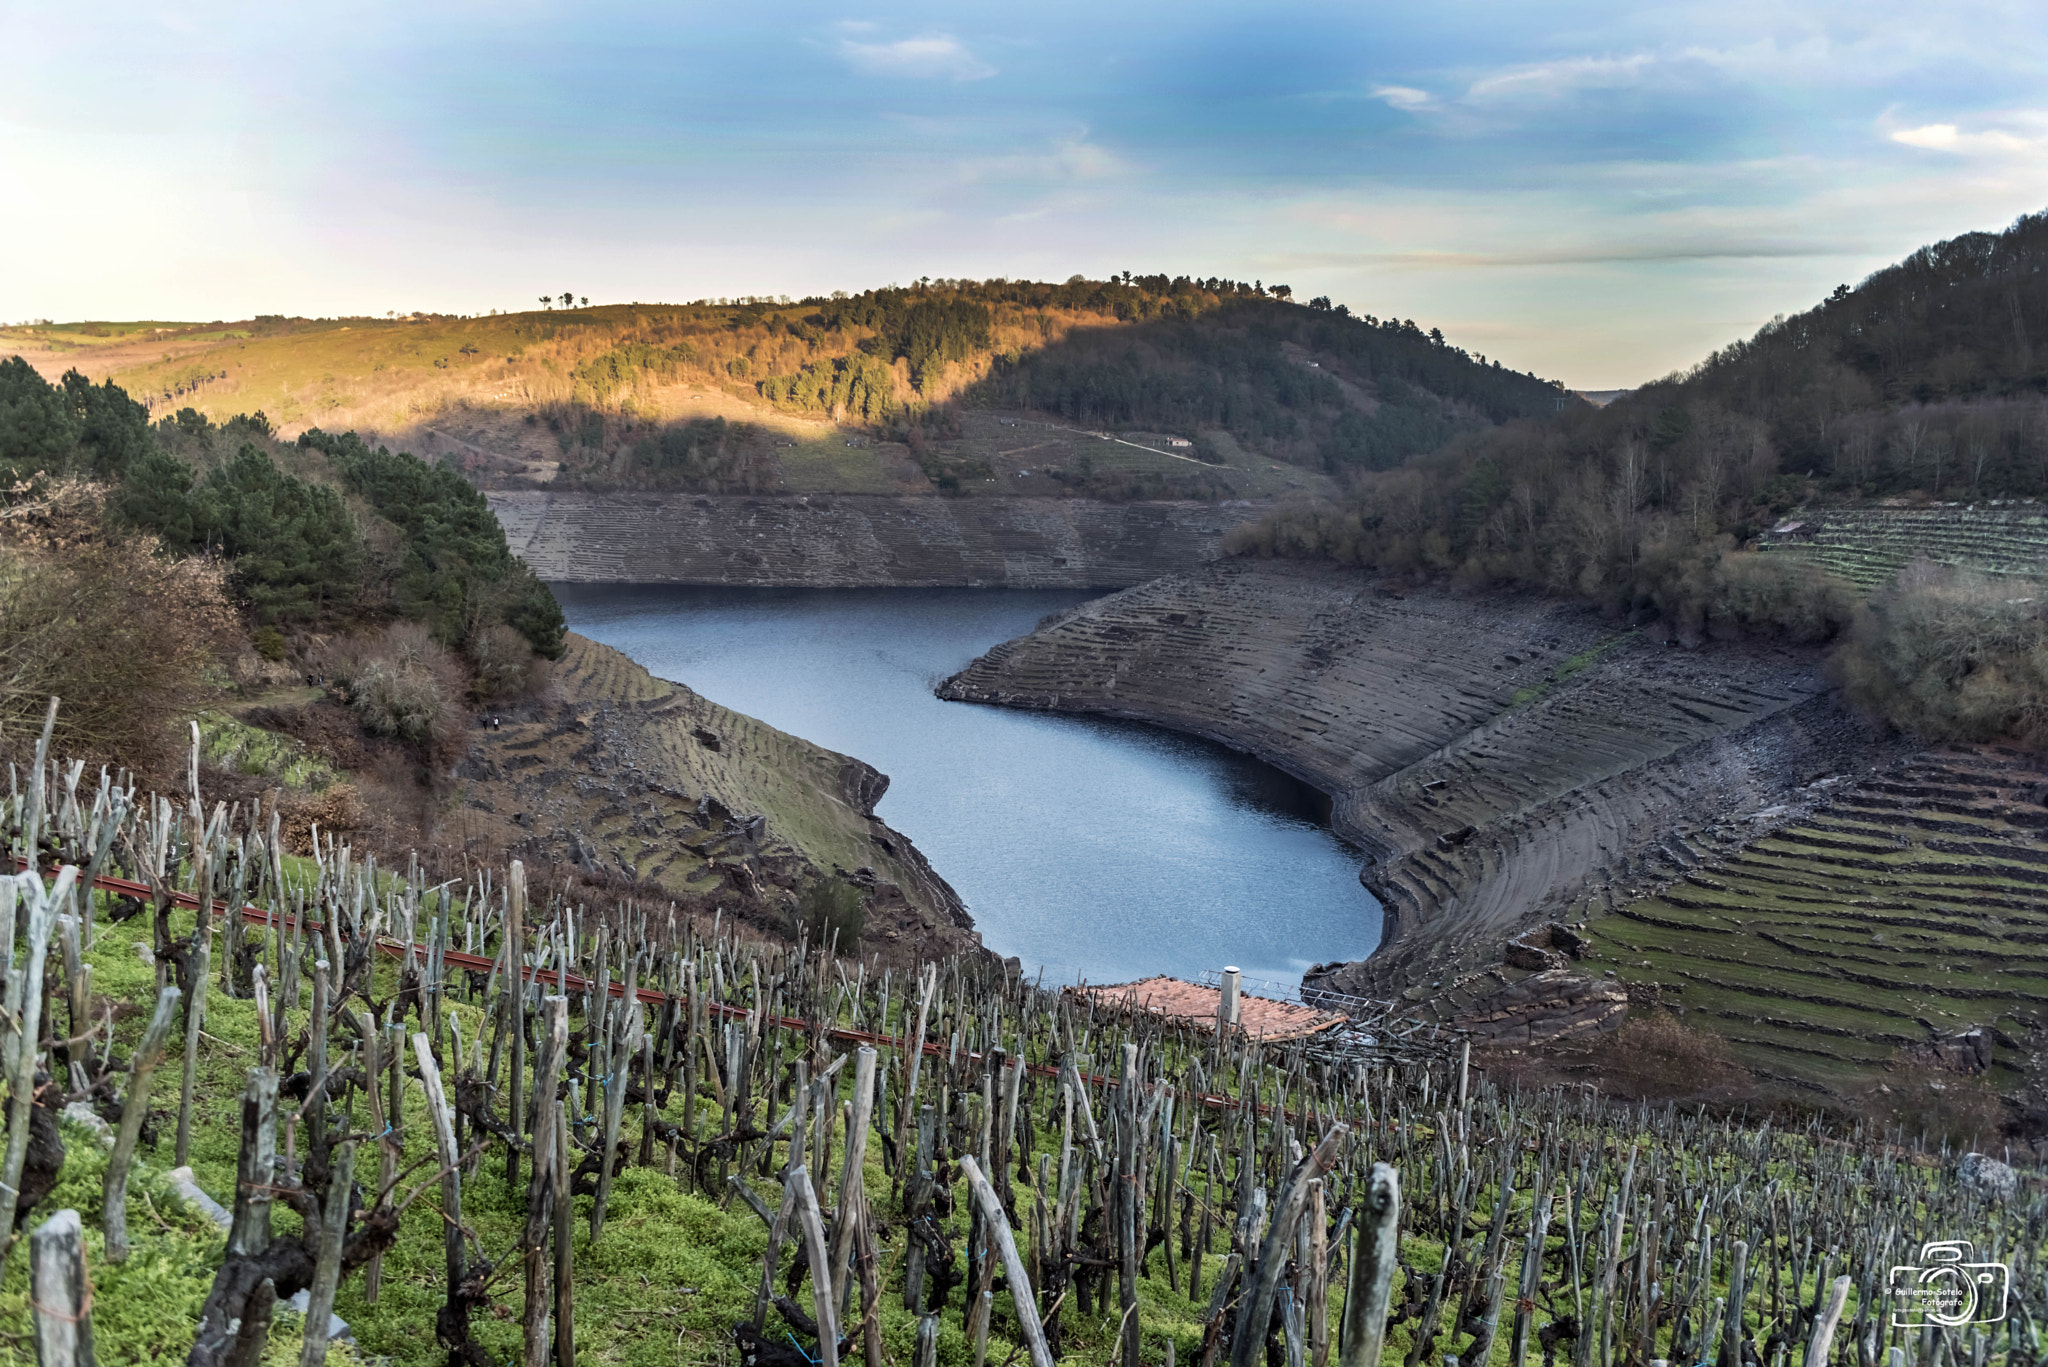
938, 560, 1899, 992
458, 633, 978, 964
489, 491, 1249, 588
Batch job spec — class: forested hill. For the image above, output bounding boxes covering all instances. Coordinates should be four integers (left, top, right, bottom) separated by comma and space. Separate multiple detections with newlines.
1654, 205, 2048, 489
1683, 208, 2048, 446
954, 292, 1566, 476
0, 276, 1567, 500
0, 356, 564, 764
1233, 207, 2048, 587
1227, 207, 2048, 752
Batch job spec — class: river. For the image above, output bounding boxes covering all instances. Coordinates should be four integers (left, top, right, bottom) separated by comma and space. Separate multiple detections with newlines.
554, 585, 1379, 990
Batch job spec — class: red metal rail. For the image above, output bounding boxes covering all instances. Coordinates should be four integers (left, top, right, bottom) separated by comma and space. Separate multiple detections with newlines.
20, 860, 1297, 1116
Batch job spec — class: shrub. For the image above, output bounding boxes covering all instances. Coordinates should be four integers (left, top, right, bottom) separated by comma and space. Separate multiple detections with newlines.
1586, 1010, 1747, 1102
1709, 552, 1858, 641
1855, 1057, 2008, 1150
277, 781, 364, 853
470, 622, 541, 701
322, 622, 467, 762
253, 625, 287, 662
1831, 560, 2048, 750
0, 479, 236, 775
791, 877, 866, 950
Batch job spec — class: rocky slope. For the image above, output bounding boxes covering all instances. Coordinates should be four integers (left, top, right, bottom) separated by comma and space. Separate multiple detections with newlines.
457, 633, 978, 965
938, 560, 1904, 994
487, 491, 1250, 587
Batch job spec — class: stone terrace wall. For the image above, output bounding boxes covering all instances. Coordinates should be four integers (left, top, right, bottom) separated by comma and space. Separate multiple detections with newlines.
487, 491, 1258, 587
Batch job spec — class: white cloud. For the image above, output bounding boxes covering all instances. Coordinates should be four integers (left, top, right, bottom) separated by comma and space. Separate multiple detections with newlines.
1465, 53, 1657, 103
1371, 85, 1433, 112
838, 33, 994, 82
1888, 117, 2046, 155
956, 133, 1128, 185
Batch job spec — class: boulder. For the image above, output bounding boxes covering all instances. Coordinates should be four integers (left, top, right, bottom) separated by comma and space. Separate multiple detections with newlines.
1957, 1152, 2017, 1203
1504, 921, 1587, 971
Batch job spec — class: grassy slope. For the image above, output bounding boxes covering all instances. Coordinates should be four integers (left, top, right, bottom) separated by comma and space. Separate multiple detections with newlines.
1582, 745, 2048, 1096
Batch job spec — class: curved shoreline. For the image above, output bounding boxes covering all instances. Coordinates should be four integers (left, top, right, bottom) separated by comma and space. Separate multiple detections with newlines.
939, 560, 1898, 993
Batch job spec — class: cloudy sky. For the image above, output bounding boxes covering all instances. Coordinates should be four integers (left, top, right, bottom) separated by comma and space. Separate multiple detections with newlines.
5, 1, 2045, 386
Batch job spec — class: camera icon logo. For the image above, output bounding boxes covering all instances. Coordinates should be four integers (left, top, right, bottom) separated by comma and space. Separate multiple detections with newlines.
1890, 1241, 2010, 1327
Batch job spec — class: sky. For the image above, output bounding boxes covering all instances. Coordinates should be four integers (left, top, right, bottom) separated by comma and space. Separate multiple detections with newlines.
4, 1, 2046, 388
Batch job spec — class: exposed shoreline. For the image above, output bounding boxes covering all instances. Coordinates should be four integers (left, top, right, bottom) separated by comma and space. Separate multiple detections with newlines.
487, 491, 1257, 589
454, 632, 982, 968
937, 560, 1903, 995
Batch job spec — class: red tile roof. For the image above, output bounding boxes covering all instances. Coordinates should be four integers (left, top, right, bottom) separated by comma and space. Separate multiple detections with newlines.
1070, 976, 1346, 1041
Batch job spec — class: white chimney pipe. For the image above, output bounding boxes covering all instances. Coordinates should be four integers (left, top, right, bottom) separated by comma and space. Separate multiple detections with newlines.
1219, 966, 1242, 1027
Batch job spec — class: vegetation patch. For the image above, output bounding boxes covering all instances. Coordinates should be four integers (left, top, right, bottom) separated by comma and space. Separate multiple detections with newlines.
1583, 746, 2048, 1112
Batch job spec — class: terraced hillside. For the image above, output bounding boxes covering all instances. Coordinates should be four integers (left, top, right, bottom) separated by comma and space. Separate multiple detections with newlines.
1585, 746, 2048, 1096
456, 633, 976, 961
1337, 691, 1898, 997
937, 561, 1885, 992
489, 490, 1249, 587
1763, 503, 2048, 586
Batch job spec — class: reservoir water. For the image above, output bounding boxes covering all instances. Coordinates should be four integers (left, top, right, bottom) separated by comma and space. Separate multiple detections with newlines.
555, 586, 1380, 990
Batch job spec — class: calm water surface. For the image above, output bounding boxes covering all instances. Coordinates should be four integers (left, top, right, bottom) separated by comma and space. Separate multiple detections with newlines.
555, 586, 1379, 989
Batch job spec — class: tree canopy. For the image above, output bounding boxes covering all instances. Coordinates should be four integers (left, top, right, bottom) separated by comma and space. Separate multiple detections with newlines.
0, 359, 564, 657
301, 428, 566, 658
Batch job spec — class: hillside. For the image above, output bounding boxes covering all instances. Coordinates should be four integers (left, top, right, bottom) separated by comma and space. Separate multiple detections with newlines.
0, 278, 1566, 506
1583, 746, 2048, 1100
929, 212, 2048, 1111
1231, 208, 2048, 606
488, 490, 1249, 588
1, 755, 2036, 1359
935, 560, 2048, 1108
449, 632, 977, 958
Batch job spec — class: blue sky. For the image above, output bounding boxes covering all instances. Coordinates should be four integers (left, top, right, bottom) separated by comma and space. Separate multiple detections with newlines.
5, 1, 2045, 386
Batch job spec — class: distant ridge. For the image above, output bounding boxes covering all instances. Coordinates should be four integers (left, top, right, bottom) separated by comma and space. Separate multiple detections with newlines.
0, 277, 1570, 502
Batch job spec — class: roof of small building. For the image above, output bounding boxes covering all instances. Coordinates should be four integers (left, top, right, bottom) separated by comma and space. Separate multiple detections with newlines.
1069, 975, 1346, 1040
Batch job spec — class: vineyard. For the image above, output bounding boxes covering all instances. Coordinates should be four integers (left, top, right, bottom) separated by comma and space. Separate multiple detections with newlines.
1760, 507, 2048, 589
1587, 748, 2048, 1095
0, 710, 2042, 1366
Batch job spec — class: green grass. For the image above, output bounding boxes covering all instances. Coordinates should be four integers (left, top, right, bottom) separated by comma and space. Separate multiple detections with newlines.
0, 897, 1253, 1365
0, 1116, 354, 1365
1583, 752, 2048, 1094
196, 710, 338, 791
1507, 632, 1630, 708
